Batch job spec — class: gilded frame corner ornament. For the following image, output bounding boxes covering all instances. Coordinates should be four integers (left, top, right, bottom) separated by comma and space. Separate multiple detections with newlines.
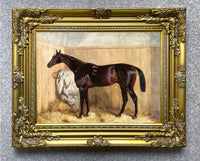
12, 8, 62, 55
137, 8, 186, 57
12, 8, 186, 147
12, 97, 60, 147
137, 98, 186, 147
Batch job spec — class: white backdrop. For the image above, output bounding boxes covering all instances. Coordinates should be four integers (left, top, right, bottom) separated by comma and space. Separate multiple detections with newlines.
1, 0, 200, 161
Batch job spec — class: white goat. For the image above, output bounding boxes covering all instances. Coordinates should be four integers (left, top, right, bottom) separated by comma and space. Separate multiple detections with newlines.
56, 69, 80, 110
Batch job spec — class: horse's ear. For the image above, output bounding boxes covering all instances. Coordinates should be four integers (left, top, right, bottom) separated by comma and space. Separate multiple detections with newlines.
56, 50, 58, 53
59, 49, 61, 53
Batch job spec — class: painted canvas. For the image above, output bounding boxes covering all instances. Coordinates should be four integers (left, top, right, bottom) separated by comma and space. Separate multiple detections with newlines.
36, 32, 161, 124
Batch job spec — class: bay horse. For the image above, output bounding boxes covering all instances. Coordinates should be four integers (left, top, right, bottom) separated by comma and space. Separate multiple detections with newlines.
47, 50, 146, 119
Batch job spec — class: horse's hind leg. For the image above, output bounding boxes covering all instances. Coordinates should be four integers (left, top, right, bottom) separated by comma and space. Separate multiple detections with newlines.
85, 89, 89, 117
77, 87, 85, 119
117, 84, 128, 117
127, 87, 138, 119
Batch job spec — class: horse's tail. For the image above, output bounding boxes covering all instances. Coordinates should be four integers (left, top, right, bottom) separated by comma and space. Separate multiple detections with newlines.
135, 67, 146, 92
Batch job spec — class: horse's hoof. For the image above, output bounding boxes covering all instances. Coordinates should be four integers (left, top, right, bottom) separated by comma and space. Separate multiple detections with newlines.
85, 113, 89, 117
132, 116, 137, 119
77, 115, 82, 119
116, 114, 121, 117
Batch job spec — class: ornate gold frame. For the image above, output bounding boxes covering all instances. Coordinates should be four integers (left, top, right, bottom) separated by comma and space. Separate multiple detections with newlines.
12, 8, 186, 147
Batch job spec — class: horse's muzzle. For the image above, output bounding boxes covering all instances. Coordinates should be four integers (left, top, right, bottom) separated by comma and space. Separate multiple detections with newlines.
47, 63, 51, 68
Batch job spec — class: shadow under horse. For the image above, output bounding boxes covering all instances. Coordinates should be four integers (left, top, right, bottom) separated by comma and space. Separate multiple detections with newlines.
47, 50, 146, 119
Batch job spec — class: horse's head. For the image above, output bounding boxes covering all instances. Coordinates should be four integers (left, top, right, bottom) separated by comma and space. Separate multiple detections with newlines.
47, 50, 62, 68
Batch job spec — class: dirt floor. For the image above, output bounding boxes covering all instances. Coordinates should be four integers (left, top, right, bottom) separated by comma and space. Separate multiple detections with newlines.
37, 99, 160, 124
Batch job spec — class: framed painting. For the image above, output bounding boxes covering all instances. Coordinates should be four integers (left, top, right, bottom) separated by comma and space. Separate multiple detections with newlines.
12, 8, 186, 147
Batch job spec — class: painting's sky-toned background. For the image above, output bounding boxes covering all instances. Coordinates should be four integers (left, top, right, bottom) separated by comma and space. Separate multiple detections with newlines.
37, 32, 160, 47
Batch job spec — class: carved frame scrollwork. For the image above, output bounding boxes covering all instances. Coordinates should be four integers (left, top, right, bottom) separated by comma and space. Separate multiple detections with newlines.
136, 99, 186, 147
13, 66, 24, 89
12, 97, 60, 147
175, 67, 186, 88
91, 8, 112, 19
87, 136, 109, 147
137, 8, 186, 57
12, 8, 186, 147
12, 8, 61, 56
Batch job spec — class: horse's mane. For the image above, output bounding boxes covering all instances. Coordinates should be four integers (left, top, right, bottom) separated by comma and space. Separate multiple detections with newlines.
61, 53, 86, 64
59, 53, 87, 72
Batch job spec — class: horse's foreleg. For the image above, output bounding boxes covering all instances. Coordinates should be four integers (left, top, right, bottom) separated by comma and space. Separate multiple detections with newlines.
117, 84, 128, 117
77, 87, 85, 119
85, 89, 89, 117
127, 88, 138, 119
